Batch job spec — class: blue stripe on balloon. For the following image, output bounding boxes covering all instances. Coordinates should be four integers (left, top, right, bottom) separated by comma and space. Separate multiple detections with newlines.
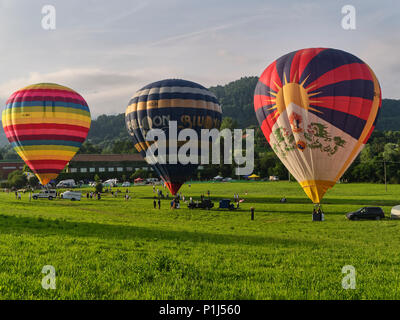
309, 105, 366, 140
254, 80, 276, 97
309, 79, 375, 100
139, 79, 207, 91
5, 100, 90, 112
129, 92, 219, 105
299, 49, 364, 88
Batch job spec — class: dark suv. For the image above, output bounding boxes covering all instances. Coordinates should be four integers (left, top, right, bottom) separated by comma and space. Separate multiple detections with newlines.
346, 207, 385, 220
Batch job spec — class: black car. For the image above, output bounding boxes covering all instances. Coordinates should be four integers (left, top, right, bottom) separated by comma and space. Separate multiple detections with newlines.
188, 199, 214, 210
346, 207, 385, 220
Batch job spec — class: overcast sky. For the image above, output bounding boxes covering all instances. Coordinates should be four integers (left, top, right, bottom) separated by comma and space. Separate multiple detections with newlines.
0, 0, 398, 118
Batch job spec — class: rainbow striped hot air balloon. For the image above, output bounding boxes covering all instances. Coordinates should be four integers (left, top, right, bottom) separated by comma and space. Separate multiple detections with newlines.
125, 79, 222, 195
254, 48, 382, 204
2, 83, 91, 185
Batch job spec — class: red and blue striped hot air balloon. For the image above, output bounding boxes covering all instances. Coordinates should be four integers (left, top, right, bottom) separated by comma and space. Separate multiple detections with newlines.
254, 48, 382, 203
2, 83, 91, 185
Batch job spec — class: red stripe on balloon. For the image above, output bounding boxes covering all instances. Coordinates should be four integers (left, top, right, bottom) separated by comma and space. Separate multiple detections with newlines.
26, 159, 68, 170
7, 89, 85, 104
258, 61, 282, 93
4, 123, 89, 133
6, 129, 88, 139
253, 95, 275, 111
259, 110, 279, 143
310, 96, 373, 121
296, 48, 326, 81
305, 63, 373, 91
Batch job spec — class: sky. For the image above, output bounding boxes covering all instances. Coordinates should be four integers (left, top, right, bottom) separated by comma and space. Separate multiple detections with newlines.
0, 0, 398, 118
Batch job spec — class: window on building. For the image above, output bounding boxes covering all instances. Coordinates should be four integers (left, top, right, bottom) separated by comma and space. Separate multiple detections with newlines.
117, 167, 123, 172
80, 168, 87, 173
99, 168, 105, 172
89, 168, 95, 172
70, 168, 78, 173
108, 167, 114, 172
126, 167, 133, 172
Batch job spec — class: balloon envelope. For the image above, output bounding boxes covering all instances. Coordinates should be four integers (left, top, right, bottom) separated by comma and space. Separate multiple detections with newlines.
2, 83, 91, 185
254, 48, 381, 203
125, 79, 222, 194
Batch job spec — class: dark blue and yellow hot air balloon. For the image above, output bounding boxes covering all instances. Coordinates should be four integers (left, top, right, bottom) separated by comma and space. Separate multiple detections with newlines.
125, 79, 222, 195
254, 48, 381, 203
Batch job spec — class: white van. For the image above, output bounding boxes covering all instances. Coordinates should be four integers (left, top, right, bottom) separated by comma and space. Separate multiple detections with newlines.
56, 179, 76, 188
103, 179, 118, 187
32, 190, 57, 200
60, 191, 82, 201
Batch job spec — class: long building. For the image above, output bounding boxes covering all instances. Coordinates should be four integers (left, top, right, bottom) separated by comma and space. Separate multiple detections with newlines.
66, 154, 148, 175
0, 159, 24, 179
0, 154, 149, 181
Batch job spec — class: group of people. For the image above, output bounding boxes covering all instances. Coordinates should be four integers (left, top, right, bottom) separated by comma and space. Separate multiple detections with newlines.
312, 206, 325, 221
86, 192, 101, 200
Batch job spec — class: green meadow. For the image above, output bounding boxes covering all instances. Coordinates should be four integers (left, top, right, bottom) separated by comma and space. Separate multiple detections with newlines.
0, 181, 400, 299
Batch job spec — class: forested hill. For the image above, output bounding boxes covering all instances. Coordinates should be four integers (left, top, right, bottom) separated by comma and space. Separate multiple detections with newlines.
0, 77, 399, 149
85, 77, 400, 136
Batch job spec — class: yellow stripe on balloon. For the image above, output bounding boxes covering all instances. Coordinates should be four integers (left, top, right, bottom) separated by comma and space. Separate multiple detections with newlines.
13, 145, 80, 152
299, 180, 336, 204
2, 117, 91, 127
19, 83, 76, 92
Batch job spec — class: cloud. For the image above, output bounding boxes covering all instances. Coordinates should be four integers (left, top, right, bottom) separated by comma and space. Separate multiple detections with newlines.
0, 67, 179, 117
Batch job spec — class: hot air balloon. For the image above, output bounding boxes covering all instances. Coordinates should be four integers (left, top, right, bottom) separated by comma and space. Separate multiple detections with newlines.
2, 83, 91, 185
254, 48, 381, 205
125, 79, 222, 195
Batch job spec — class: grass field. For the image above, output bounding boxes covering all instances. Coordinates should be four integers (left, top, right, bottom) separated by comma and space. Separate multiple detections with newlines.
1, 180, 400, 299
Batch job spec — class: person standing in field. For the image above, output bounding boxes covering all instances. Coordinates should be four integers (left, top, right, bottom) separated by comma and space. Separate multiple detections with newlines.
153, 197, 157, 209
158, 198, 161, 209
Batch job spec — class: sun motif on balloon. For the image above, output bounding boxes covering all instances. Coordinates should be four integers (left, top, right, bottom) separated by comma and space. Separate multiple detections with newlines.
267, 73, 323, 119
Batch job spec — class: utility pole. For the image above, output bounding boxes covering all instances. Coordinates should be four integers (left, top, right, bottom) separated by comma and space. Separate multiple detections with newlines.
384, 160, 387, 192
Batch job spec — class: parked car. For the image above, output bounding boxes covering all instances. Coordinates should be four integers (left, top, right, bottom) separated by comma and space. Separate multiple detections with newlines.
60, 191, 82, 201
346, 207, 385, 220
56, 179, 76, 188
121, 181, 131, 187
188, 199, 214, 210
218, 199, 236, 210
32, 190, 57, 200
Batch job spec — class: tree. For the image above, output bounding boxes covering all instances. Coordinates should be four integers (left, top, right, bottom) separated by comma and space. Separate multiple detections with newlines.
7, 170, 27, 189
28, 176, 39, 188
95, 182, 103, 193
